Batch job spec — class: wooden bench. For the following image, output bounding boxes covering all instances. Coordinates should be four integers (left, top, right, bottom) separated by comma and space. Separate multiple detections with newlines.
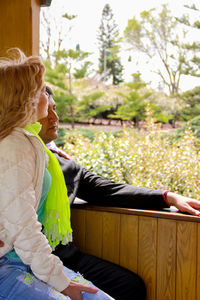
71, 203, 200, 300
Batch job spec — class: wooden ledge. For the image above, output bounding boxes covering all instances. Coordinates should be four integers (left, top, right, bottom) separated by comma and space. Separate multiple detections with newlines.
72, 200, 200, 223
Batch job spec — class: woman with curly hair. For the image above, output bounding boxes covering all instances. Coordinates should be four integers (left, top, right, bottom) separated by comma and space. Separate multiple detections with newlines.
0, 49, 112, 300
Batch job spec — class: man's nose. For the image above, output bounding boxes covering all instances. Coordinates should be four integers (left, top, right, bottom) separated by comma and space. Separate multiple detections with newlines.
49, 110, 59, 121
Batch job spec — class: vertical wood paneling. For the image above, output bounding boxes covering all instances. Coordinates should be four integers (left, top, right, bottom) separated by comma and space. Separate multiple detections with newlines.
138, 216, 157, 300
71, 207, 200, 300
157, 218, 176, 300
102, 212, 120, 264
71, 209, 86, 251
85, 210, 103, 258
120, 214, 138, 273
176, 221, 197, 300
197, 223, 200, 300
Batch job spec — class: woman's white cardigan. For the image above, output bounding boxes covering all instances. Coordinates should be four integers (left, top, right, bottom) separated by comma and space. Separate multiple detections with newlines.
0, 128, 70, 292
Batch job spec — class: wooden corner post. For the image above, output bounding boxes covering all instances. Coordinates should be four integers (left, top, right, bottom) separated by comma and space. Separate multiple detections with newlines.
0, 0, 40, 57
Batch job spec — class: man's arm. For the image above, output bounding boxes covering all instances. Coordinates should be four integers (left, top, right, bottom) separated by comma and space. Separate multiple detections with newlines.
78, 167, 169, 209
56, 153, 200, 215
56, 153, 168, 209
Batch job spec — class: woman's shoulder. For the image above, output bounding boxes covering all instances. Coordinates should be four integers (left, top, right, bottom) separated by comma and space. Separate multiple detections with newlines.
1, 127, 30, 145
0, 128, 35, 161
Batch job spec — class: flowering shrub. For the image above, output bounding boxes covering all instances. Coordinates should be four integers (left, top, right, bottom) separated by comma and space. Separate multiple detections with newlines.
63, 114, 200, 199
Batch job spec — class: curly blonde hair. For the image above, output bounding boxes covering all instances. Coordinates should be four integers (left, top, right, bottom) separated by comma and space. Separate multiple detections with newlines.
0, 48, 45, 140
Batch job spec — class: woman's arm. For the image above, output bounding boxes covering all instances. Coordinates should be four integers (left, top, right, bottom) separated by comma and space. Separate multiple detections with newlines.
0, 133, 69, 292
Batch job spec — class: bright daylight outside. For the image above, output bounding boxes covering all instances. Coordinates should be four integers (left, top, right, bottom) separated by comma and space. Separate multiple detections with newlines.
40, 0, 200, 199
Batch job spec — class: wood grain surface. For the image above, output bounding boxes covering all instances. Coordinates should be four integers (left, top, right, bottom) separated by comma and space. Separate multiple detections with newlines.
0, 0, 40, 56
71, 206, 200, 300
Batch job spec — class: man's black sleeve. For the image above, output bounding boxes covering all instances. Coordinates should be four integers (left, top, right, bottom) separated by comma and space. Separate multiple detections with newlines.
55, 154, 168, 210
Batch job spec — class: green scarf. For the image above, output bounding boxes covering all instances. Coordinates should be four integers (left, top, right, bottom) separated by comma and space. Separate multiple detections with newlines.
25, 122, 72, 250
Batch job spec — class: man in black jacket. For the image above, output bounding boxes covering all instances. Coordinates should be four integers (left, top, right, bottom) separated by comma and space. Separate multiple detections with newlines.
37, 86, 200, 300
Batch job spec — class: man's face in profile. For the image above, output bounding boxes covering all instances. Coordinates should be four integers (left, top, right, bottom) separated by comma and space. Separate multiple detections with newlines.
39, 96, 59, 144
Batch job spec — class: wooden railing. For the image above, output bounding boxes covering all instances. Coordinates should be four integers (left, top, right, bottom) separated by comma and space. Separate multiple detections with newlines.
71, 204, 200, 300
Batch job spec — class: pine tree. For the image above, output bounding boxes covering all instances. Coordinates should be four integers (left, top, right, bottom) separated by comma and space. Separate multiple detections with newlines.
180, 86, 200, 120
177, 3, 200, 77
97, 4, 123, 85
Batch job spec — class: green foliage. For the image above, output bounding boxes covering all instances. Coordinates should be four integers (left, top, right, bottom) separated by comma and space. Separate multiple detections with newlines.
55, 127, 67, 147
108, 58, 124, 85
44, 49, 91, 125
177, 4, 200, 77
44, 60, 66, 88
180, 86, 200, 120
45, 56, 177, 126
62, 13, 77, 20
126, 82, 147, 90
98, 3, 123, 85
62, 115, 200, 199
109, 77, 167, 126
109, 91, 148, 125
174, 115, 200, 140
52, 48, 91, 75
73, 61, 92, 79
53, 90, 77, 122
150, 103, 171, 124
124, 4, 188, 95
149, 92, 184, 126
67, 49, 90, 61
73, 128, 96, 142
56, 126, 123, 146
53, 49, 68, 65
76, 91, 113, 120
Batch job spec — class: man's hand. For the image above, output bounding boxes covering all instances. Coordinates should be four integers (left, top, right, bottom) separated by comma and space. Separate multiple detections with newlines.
167, 192, 200, 216
61, 281, 98, 300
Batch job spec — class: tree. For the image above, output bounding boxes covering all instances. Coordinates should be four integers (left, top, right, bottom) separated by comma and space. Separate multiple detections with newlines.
108, 74, 150, 126
109, 73, 170, 127
45, 46, 92, 126
53, 90, 77, 123
149, 90, 184, 127
180, 86, 200, 121
97, 4, 124, 85
53, 48, 91, 92
45, 48, 91, 128
177, 3, 200, 78
40, 10, 51, 60
124, 4, 189, 96
109, 91, 147, 127
76, 91, 113, 121
44, 60, 78, 126
40, 8, 77, 62
73, 61, 92, 79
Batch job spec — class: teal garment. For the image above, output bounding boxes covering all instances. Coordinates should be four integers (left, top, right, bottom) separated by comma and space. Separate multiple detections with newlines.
37, 169, 52, 224
5, 169, 51, 261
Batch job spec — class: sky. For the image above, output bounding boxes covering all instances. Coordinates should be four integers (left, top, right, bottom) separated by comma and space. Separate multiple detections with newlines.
40, 0, 200, 92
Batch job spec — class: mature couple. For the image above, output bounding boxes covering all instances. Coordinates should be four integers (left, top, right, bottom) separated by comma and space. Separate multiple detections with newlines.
0, 49, 199, 300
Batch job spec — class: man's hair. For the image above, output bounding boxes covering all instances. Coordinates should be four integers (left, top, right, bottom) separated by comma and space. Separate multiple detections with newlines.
0, 48, 45, 140
46, 86, 53, 96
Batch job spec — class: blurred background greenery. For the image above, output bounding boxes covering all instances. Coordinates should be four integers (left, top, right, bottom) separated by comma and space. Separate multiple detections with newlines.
42, 2, 200, 199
